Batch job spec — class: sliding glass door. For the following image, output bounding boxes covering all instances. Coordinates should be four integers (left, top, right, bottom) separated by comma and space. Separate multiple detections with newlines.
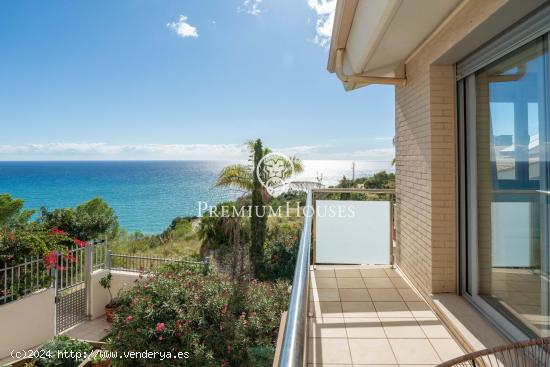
464, 35, 550, 338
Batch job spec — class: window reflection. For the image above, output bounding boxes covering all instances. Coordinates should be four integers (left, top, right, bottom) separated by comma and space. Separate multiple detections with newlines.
475, 37, 549, 337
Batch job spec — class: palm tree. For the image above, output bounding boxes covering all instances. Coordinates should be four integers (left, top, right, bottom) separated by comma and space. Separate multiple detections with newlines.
214, 139, 304, 278
214, 140, 304, 195
250, 139, 267, 278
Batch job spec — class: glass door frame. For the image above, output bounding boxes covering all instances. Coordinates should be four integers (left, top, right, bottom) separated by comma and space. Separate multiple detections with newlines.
458, 33, 550, 342
459, 73, 537, 341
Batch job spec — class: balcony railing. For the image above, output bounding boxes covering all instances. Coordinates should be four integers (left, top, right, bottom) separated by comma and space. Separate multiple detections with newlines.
278, 190, 313, 366
277, 188, 395, 367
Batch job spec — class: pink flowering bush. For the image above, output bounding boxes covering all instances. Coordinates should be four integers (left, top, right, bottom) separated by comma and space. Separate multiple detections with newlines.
0, 224, 73, 265
108, 264, 289, 366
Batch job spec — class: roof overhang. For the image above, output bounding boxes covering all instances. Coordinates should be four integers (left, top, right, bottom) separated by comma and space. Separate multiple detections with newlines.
327, 0, 462, 91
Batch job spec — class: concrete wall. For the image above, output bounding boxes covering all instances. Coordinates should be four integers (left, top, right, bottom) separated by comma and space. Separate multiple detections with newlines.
395, 0, 507, 294
0, 289, 55, 359
90, 270, 142, 319
0, 270, 142, 359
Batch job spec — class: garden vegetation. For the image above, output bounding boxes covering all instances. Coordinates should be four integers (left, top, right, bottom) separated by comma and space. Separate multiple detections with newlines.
108, 263, 289, 367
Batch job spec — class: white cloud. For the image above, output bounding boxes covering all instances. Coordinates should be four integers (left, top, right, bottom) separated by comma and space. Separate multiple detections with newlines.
0, 143, 395, 162
278, 144, 331, 157
287, 147, 394, 162
239, 0, 263, 16
0, 143, 246, 160
167, 15, 198, 38
307, 0, 336, 47
0, 143, 331, 161
349, 148, 395, 161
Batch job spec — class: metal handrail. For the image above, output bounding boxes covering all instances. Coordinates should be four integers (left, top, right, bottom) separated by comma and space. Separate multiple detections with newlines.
279, 190, 313, 367
312, 188, 395, 194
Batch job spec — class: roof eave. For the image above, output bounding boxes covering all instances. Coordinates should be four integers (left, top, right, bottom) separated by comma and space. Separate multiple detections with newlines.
327, 0, 358, 73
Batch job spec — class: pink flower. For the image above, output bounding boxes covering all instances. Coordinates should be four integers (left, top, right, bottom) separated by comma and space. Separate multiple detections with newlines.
158, 336, 163, 341
156, 322, 165, 332
43, 252, 57, 270
63, 252, 76, 263
73, 239, 87, 248
50, 227, 67, 235
125, 315, 133, 324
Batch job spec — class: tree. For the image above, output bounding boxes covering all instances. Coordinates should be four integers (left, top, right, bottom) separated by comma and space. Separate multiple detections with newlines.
0, 194, 34, 229
214, 140, 304, 194
39, 198, 119, 241
337, 171, 395, 190
197, 204, 249, 281
214, 139, 304, 279
250, 139, 267, 278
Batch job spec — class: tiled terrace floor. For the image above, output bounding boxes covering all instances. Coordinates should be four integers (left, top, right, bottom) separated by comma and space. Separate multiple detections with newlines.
308, 265, 464, 366
63, 316, 110, 341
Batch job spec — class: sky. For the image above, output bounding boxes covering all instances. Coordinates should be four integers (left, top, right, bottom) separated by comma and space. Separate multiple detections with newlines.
0, 0, 395, 162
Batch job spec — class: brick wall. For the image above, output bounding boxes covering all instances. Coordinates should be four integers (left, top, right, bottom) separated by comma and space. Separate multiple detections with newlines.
395, 59, 433, 293
395, 0, 506, 294
429, 65, 457, 293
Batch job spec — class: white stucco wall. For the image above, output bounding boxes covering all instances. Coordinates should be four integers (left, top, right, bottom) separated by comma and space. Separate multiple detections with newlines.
0, 270, 143, 360
0, 288, 55, 359
90, 270, 142, 319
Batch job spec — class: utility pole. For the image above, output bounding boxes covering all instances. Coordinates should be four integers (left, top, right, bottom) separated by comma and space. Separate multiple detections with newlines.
352, 162, 355, 182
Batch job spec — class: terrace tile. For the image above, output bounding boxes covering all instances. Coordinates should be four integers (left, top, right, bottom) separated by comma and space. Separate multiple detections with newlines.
307, 266, 465, 366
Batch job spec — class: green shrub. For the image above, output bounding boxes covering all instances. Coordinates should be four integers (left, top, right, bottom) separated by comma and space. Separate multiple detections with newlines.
35, 335, 93, 367
0, 196, 118, 263
249, 346, 276, 367
0, 194, 34, 229
0, 223, 72, 264
108, 264, 288, 366
261, 222, 300, 281
90, 352, 107, 365
38, 198, 119, 241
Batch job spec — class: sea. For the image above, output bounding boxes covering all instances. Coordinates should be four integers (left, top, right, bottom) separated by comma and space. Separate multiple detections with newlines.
0, 160, 393, 234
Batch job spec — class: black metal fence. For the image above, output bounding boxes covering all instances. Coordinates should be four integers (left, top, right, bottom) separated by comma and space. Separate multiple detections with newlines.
109, 253, 209, 274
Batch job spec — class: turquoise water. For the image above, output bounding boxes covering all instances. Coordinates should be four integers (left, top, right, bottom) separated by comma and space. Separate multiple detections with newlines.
0, 160, 392, 233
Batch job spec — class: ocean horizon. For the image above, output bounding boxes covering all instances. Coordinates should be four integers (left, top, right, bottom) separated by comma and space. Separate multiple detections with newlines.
0, 160, 393, 234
